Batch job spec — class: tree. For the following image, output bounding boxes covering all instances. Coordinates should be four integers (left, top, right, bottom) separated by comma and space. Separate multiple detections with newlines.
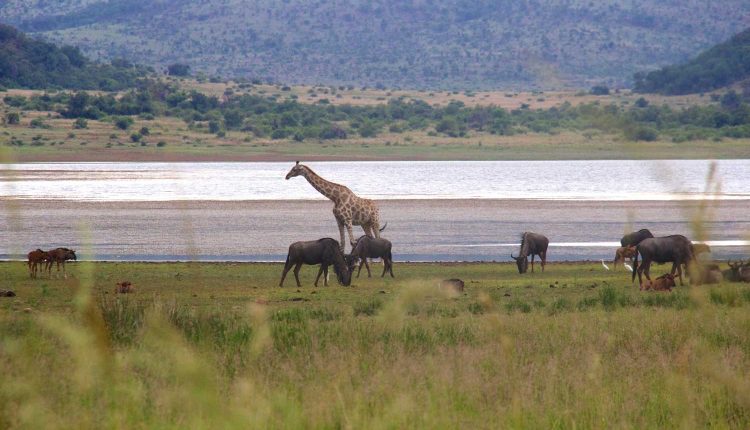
73, 118, 88, 129
6, 112, 20, 124
591, 85, 610, 96
167, 64, 191, 77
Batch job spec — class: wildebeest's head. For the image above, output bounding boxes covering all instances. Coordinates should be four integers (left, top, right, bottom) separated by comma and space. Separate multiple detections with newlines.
511, 253, 528, 274
285, 161, 305, 180
65, 249, 77, 261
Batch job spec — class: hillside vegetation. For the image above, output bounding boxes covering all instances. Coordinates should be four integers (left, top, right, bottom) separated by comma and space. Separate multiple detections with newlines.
0, 23, 150, 90
1, 0, 748, 89
635, 28, 750, 95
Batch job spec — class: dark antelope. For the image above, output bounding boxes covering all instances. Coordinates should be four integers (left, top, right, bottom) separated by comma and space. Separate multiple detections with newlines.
621, 229, 654, 247
632, 235, 694, 286
27, 248, 49, 278
279, 238, 357, 287
725, 260, 750, 283
350, 235, 394, 278
45, 248, 77, 279
511, 232, 549, 274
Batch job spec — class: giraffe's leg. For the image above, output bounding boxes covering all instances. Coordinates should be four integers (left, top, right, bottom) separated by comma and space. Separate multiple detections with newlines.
293, 263, 303, 288
346, 222, 356, 249
337, 220, 346, 252
372, 220, 381, 238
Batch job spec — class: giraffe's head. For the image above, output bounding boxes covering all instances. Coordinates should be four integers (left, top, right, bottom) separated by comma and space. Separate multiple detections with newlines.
285, 161, 306, 180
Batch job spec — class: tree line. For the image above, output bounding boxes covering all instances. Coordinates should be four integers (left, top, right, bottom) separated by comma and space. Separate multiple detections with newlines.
5, 81, 750, 143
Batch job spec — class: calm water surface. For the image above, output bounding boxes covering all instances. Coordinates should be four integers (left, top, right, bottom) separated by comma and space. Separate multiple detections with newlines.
2, 160, 750, 201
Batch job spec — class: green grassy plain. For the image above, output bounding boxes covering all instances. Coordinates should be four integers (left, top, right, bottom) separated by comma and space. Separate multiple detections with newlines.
2, 261, 749, 428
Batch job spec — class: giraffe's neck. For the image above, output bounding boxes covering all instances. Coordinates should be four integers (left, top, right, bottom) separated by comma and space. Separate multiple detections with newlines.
302, 168, 352, 203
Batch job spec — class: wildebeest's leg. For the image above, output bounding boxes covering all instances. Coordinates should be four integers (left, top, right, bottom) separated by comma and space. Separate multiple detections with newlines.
279, 260, 294, 287
389, 257, 394, 277
293, 262, 303, 288
671, 262, 684, 286
530, 254, 535, 273
364, 258, 371, 277
541, 251, 546, 272
314, 264, 325, 287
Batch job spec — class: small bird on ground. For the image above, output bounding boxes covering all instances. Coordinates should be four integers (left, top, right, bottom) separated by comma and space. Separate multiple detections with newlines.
601, 260, 610, 271
623, 262, 633, 272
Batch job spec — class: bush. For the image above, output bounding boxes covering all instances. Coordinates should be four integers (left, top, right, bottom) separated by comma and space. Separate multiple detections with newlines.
156, 141, 167, 147
130, 133, 142, 142
139, 127, 150, 136
5, 112, 19, 125
625, 126, 659, 141
29, 118, 48, 129
73, 118, 88, 129
591, 85, 610, 95
115, 117, 134, 130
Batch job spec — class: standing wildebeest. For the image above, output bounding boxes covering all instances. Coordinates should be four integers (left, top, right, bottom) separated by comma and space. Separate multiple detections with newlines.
511, 232, 549, 274
350, 235, 394, 278
27, 248, 50, 278
45, 248, 77, 279
613, 246, 637, 270
632, 235, 694, 286
279, 238, 357, 287
620, 229, 654, 247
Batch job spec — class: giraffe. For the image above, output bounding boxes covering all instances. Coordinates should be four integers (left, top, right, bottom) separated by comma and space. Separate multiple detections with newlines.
285, 161, 383, 251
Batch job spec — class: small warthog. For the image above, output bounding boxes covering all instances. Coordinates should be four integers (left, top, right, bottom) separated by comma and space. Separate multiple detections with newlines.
640, 273, 676, 291
115, 281, 135, 294
350, 235, 394, 278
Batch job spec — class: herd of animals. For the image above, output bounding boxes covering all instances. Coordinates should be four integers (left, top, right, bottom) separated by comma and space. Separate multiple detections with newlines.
23, 162, 750, 292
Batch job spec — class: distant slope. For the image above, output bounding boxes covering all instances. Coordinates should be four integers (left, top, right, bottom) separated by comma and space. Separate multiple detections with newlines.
0, 23, 150, 90
1, 0, 749, 89
634, 28, 750, 95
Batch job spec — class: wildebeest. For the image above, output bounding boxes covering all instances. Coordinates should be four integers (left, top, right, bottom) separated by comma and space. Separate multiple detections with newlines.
45, 248, 77, 279
691, 263, 723, 285
511, 232, 549, 274
440, 278, 464, 294
724, 260, 750, 283
613, 246, 637, 270
27, 248, 49, 278
632, 235, 694, 286
620, 229, 654, 247
279, 238, 357, 287
350, 235, 394, 278
640, 273, 676, 291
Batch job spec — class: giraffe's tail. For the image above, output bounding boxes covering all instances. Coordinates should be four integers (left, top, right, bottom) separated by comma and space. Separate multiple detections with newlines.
379, 222, 388, 232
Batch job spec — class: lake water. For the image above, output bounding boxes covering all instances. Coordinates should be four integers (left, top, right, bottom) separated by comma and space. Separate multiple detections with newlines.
2, 160, 750, 201
1, 160, 749, 262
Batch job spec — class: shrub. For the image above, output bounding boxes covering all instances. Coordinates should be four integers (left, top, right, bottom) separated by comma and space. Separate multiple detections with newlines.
130, 133, 142, 142
73, 118, 88, 129
5, 112, 20, 125
115, 117, 134, 130
29, 118, 48, 129
591, 85, 610, 95
156, 141, 167, 147
353, 299, 383, 316
139, 126, 150, 136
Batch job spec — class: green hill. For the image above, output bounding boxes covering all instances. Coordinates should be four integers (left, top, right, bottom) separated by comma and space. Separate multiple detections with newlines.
0, 23, 150, 90
1, 0, 748, 89
634, 28, 750, 95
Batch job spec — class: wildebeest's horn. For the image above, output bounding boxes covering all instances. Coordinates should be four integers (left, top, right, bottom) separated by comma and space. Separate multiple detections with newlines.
510, 253, 516, 259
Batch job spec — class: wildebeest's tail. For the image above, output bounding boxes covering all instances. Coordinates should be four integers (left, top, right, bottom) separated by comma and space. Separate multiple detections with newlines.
379, 222, 388, 232
632, 248, 639, 283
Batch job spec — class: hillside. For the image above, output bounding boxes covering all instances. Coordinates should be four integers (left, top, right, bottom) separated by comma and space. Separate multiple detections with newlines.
635, 28, 750, 95
0, 23, 150, 90
1, 0, 749, 89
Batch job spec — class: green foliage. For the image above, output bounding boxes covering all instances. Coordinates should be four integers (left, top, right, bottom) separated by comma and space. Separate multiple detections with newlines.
114, 116, 133, 130
591, 85, 610, 95
7, 2, 749, 89
167, 63, 190, 77
0, 24, 149, 90
29, 117, 48, 129
5, 111, 19, 124
635, 27, 750, 95
73, 118, 88, 129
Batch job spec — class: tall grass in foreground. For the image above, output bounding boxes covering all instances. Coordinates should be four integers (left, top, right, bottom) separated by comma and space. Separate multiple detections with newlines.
2, 277, 750, 429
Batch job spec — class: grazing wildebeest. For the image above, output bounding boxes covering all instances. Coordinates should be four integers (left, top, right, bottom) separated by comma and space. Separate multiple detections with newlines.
724, 260, 750, 283
511, 232, 549, 274
27, 248, 49, 278
350, 235, 394, 278
632, 235, 694, 286
691, 263, 723, 285
640, 273, 676, 291
620, 229, 654, 247
613, 246, 637, 270
279, 238, 357, 287
45, 248, 77, 279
